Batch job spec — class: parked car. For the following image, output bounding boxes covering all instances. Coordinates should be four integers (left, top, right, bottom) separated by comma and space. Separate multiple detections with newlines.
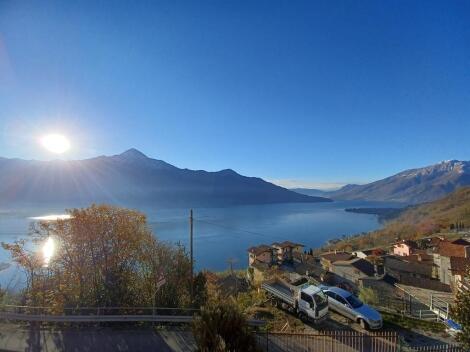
444, 319, 462, 337
320, 285, 382, 330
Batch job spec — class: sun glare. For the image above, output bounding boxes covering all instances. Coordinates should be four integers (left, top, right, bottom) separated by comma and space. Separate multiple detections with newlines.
42, 237, 55, 267
41, 134, 71, 154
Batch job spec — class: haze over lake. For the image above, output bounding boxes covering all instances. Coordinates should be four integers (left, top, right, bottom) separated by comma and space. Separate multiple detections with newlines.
0, 200, 395, 286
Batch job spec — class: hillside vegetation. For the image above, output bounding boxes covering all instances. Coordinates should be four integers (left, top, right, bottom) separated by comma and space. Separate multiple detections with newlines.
331, 187, 470, 251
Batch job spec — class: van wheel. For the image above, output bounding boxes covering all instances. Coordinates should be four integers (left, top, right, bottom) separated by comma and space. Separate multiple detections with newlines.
358, 319, 368, 330
298, 312, 307, 322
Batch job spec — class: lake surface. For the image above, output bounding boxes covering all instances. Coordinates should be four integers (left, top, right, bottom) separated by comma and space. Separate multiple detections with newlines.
0, 201, 395, 287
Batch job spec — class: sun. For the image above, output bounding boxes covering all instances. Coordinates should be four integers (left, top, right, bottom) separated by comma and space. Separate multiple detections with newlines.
41, 134, 71, 154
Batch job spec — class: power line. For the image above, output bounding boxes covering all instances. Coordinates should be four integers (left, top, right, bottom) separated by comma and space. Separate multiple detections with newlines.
194, 218, 286, 242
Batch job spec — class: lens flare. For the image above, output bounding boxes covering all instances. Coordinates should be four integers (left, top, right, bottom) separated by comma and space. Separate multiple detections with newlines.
41, 134, 70, 154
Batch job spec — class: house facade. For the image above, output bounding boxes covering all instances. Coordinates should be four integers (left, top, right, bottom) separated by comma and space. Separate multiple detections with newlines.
271, 241, 304, 263
393, 240, 418, 256
449, 257, 470, 290
248, 245, 275, 266
330, 257, 378, 286
433, 238, 470, 288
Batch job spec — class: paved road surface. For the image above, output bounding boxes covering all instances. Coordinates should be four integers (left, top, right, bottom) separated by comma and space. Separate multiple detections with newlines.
0, 323, 196, 352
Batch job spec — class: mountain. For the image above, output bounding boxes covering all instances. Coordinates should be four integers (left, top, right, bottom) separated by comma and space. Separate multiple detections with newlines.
290, 188, 330, 197
328, 160, 470, 204
0, 149, 331, 207
328, 187, 470, 251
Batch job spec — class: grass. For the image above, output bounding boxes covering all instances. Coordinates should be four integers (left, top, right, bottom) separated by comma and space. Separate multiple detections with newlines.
381, 311, 445, 334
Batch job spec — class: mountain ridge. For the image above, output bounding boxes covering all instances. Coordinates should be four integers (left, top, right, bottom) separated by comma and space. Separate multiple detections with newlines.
299, 160, 470, 204
0, 149, 331, 207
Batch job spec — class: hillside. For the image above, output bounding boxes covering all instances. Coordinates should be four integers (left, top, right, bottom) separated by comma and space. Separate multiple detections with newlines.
328, 160, 470, 204
329, 187, 470, 251
0, 149, 331, 207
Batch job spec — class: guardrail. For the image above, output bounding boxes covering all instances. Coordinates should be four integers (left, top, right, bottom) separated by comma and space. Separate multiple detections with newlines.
0, 305, 265, 326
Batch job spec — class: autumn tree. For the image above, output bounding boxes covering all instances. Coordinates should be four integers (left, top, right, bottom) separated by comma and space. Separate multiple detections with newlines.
451, 267, 470, 350
2, 204, 197, 311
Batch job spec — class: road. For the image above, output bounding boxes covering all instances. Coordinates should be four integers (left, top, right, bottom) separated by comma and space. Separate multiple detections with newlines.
0, 323, 196, 352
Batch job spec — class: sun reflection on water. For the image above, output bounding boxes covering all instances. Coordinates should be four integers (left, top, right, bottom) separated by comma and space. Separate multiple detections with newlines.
30, 214, 71, 221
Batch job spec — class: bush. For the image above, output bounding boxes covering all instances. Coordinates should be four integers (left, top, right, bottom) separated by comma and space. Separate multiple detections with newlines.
451, 268, 470, 350
192, 301, 260, 352
359, 287, 379, 306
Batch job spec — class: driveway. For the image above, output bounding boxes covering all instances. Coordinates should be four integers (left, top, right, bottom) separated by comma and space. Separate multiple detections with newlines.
0, 323, 196, 352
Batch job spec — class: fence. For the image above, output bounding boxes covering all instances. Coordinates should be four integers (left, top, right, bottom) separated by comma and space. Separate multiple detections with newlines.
256, 331, 398, 352
406, 345, 465, 352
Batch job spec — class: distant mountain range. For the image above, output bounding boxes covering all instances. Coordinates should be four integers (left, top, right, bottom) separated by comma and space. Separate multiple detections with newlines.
293, 160, 470, 204
0, 149, 330, 207
290, 188, 331, 197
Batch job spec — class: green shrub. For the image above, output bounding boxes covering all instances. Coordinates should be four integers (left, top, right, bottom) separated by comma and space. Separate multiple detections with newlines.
359, 287, 379, 306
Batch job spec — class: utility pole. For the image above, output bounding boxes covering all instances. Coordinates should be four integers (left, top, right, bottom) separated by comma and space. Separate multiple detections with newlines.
190, 209, 194, 302
226, 257, 238, 275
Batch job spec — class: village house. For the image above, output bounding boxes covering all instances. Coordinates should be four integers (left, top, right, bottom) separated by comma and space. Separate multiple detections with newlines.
433, 238, 470, 288
383, 254, 451, 292
247, 241, 306, 283
393, 240, 418, 256
449, 257, 470, 290
320, 251, 354, 271
247, 244, 276, 267
352, 248, 385, 259
271, 241, 304, 263
329, 257, 380, 287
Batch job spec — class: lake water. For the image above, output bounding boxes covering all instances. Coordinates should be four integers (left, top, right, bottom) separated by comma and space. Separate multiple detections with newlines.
0, 201, 394, 287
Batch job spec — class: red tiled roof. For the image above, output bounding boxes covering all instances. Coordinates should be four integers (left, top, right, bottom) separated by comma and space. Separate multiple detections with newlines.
248, 245, 274, 256
437, 240, 469, 258
321, 252, 354, 263
333, 258, 376, 276
272, 241, 304, 248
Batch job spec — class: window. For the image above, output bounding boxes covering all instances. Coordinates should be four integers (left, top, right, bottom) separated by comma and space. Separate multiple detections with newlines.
313, 291, 328, 310
335, 295, 349, 306
324, 291, 336, 299
345, 294, 363, 308
300, 292, 313, 303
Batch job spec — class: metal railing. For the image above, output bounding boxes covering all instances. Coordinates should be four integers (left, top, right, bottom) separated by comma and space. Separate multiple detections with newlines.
406, 344, 464, 352
0, 305, 198, 316
0, 305, 265, 326
256, 331, 398, 352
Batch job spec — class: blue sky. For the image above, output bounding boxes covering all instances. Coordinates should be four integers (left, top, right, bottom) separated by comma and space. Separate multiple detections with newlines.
1, 1, 469, 189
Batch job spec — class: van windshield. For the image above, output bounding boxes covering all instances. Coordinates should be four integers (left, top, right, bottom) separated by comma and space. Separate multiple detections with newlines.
345, 294, 363, 309
313, 291, 328, 310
